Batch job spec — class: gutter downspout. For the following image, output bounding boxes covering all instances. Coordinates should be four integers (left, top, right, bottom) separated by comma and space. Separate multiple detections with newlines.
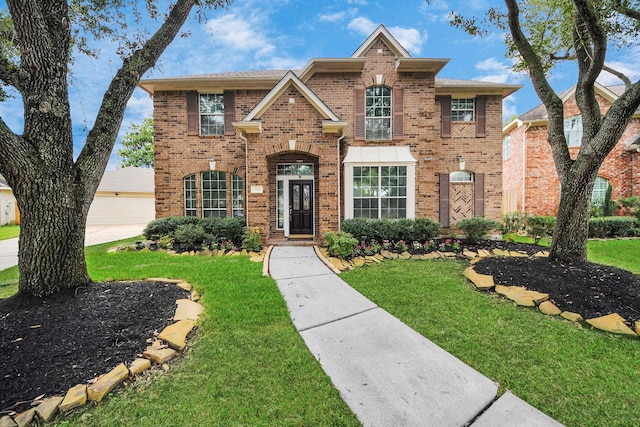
522, 123, 531, 215
337, 132, 346, 231
240, 132, 249, 225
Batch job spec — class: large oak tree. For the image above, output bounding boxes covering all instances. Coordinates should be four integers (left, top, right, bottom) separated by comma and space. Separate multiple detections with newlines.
0, 0, 229, 296
437, 0, 640, 262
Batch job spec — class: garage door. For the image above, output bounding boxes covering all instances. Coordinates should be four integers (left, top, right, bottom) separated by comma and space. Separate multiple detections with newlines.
87, 194, 155, 226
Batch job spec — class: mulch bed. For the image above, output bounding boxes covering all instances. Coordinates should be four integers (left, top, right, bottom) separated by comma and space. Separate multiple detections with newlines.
0, 281, 188, 414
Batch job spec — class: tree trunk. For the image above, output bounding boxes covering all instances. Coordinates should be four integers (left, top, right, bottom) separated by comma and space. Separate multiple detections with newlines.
15, 169, 91, 297
549, 169, 597, 262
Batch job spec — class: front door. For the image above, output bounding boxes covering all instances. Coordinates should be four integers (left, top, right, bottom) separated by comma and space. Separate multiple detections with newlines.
289, 180, 313, 235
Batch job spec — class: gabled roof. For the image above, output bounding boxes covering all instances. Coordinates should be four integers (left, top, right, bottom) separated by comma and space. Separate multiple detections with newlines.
351, 24, 411, 58
233, 71, 346, 134
436, 78, 521, 98
516, 82, 638, 124
97, 167, 155, 193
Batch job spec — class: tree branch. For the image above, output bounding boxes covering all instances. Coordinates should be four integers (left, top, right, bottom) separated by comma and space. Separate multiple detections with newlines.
603, 64, 632, 87
75, 0, 205, 193
504, 0, 571, 178
612, 0, 640, 20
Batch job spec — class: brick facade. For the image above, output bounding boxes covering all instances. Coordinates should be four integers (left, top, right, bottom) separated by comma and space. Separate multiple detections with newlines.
142, 25, 519, 242
503, 87, 640, 216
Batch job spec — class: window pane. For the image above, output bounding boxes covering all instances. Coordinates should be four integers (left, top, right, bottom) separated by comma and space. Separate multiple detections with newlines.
202, 171, 226, 217
564, 115, 582, 147
277, 180, 284, 229
200, 94, 224, 136
365, 86, 392, 140
184, 174, 197, 216
451, 98, 474, 122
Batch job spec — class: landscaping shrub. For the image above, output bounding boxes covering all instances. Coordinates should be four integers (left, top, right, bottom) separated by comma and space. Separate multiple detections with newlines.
143, 216, 200, 240
323, 231, 358, 259
409, 218, 441, 241
588, 216, 638, 238
526, 216, 556, 244
174, 223, 208, 250
200, 217, 246, 245
341, 217, 441, 242
502, 213, 527, 235
242, 226, 263, 252
455, 217, 501, 244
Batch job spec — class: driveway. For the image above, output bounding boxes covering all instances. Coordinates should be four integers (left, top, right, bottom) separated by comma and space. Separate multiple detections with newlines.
0, 224, 146, 271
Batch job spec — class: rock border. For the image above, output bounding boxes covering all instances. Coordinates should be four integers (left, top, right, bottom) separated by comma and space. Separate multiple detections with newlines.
315, 246, 640, 339
0, 279, 204, 427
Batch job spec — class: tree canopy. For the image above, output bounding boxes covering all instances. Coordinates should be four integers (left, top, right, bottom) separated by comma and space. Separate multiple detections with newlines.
118, 117, 154, 168
0, 0, 230, 296
431, 0, 640, 261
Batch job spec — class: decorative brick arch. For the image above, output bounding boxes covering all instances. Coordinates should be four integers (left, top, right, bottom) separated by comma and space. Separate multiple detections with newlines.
265, 141, 322, 158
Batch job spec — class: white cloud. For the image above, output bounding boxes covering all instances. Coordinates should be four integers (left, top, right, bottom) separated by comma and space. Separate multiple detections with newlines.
319, 9, 358, 23
347, 0, 368, 5
597, 57, 640, 86
473, 57, 523, 84
206, 13, 276, 58
347, 17, 425, 55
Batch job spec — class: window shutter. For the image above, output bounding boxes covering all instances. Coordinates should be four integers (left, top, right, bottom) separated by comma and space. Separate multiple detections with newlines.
354, 88, 365, 140
474, 173, 485, 217
440, 96, 451, 138
476, 96, 487, 138
439, 173, 450, 227
393, 88, 404, 140
224, 91, 235, 136
187, 91, 199, 136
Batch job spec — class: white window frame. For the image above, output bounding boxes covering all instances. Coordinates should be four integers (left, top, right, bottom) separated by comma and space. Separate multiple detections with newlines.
450, 171, 474, 183
232, 174, 244, 218
502, 135, 511, 160
564, 115, 583, 147
184, 174, 197, 217
451, 98, 475, 122
199, 93, 224, 136
344, 168, 415, 219
202, 171, 227, 218
365, 86, 392, 140
592, 177, 609, 205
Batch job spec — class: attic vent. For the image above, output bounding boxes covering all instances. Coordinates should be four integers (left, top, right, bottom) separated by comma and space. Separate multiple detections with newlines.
377, 48, 383, 54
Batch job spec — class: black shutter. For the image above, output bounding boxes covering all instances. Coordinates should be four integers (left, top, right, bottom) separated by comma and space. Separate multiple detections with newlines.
439, 173, 450, 227
393, 88, 404, 140
354, 88, 365, 140
224, 91, 235, 136
441, 96, 451, 138
476, 96, 487, 138
474, 173, 485, 217
187, 91, 199, 136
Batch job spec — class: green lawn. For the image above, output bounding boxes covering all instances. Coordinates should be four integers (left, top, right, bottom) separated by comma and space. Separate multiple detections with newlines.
0, 224, 19, 240
1, 241, 359, 427
341, 249, 640, 427
2, 238, 639, 426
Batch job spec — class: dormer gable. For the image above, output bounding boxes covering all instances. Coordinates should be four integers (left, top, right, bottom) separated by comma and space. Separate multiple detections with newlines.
233, 71, 346, 134
351, 24, 412, 59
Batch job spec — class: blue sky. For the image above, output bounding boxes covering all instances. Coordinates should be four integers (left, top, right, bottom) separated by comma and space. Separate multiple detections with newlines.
1, 0, 639, 170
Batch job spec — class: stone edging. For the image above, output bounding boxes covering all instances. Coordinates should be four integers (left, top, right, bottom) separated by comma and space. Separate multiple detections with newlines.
315, 246, 640, 339
0, 279, 204, 427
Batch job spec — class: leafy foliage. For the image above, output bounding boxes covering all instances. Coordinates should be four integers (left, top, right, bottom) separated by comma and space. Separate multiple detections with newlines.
143, 216, 246, 246
117, 117, 154, 168
526, 216, 557, 244
588, 216, 638, 238
455, 217, 501, 244
341, 217, 441, 242
323, 231, 359, 259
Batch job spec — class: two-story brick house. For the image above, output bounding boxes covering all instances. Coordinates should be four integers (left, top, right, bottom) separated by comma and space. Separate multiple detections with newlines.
139, 25, 519, 243
502, 82, 640, 216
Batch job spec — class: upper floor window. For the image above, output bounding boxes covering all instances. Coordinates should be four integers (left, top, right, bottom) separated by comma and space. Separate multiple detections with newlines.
200, 94, 224, 136
451, 98, 475, 122
502, 135, 512, 160
366, 86, 392, 140
564, 115, 582, 147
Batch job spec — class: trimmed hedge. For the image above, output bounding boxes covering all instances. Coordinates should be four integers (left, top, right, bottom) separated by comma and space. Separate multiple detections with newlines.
341, 217, 441, 242
143, 216, 246, 245
455, 217, 501, 244
588, 216, 638, 238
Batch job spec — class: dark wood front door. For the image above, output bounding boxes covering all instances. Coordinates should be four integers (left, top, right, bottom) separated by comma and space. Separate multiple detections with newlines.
289, 180, 313, 235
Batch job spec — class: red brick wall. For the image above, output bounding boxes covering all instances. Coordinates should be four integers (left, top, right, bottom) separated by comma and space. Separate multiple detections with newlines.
153, 38, 506, 240
504, 91, 640, 216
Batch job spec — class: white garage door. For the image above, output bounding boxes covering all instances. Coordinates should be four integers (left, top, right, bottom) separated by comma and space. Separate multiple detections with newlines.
87, 194, 155, 226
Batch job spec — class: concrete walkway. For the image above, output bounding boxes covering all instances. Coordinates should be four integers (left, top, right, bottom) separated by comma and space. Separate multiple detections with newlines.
0, 224, 146, 271
269, 246, 563, 427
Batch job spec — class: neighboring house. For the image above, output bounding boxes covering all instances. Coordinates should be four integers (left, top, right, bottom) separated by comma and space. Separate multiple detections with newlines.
87, 167, 156, 226
502, 82, 640, 216
139, 25, 519, 242
0, 175, 18, 226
